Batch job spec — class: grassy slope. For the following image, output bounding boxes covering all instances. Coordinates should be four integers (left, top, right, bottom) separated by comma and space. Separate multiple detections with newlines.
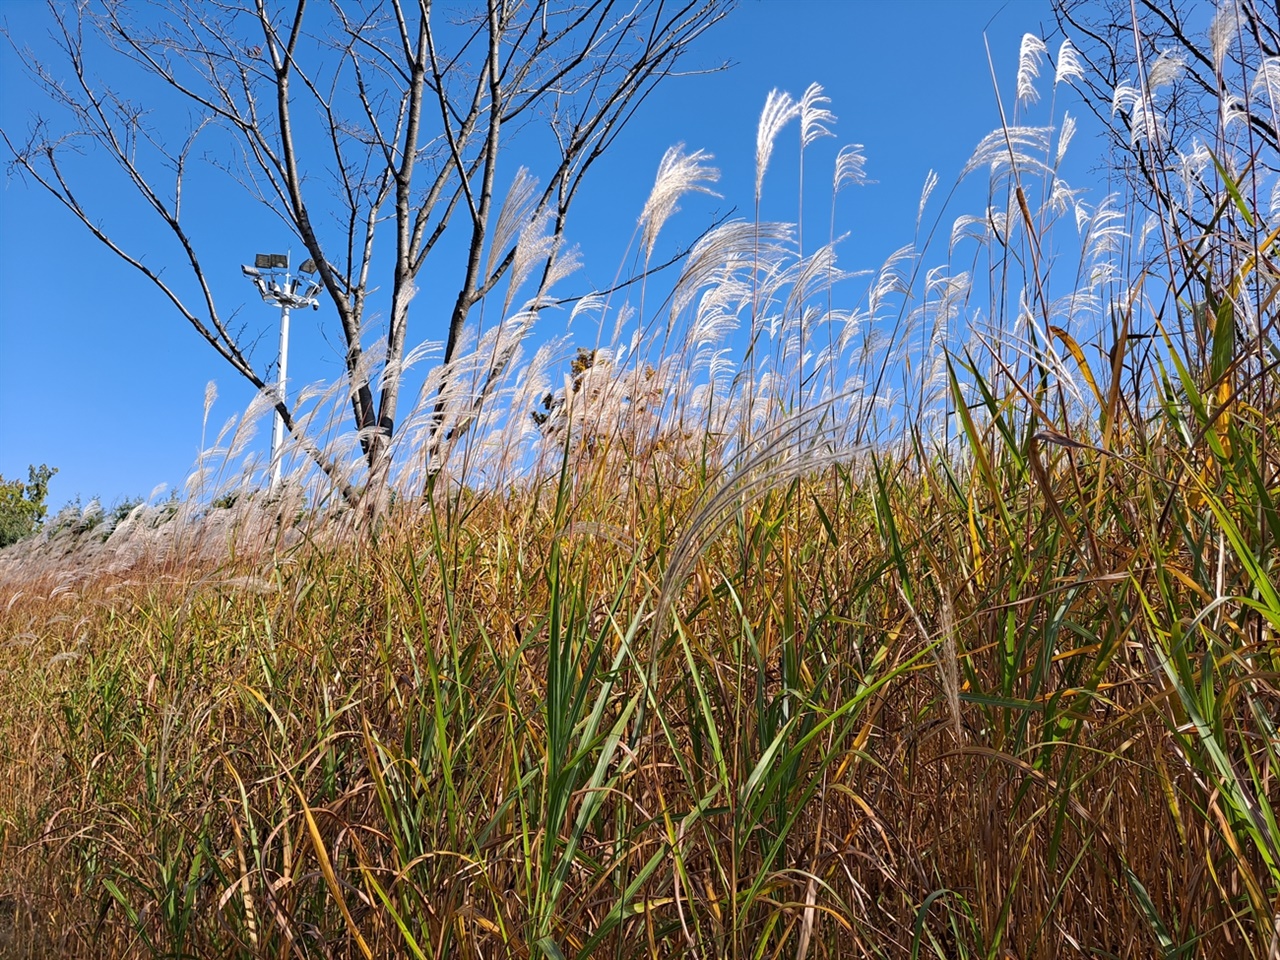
1, 361, 1276, 958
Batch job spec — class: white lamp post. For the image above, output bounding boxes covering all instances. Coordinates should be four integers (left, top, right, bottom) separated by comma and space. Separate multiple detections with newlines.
241, 253, 324, 492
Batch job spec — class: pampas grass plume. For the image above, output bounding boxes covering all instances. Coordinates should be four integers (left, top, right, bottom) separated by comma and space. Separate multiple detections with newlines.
1017, 33, 1047, 106
756, 89, 799, 203
639, 144, 721, 262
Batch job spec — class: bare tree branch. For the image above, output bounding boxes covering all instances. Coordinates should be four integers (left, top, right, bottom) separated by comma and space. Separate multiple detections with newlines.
3, 0, 731, 516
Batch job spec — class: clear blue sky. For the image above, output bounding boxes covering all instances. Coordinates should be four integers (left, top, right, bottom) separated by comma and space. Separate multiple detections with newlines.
1, 0, 1078, 510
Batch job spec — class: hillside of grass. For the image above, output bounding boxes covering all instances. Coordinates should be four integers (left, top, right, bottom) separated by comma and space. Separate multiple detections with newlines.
2, 26, 1278, 960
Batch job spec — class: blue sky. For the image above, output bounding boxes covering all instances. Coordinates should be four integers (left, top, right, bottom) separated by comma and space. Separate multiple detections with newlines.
0, 0, 1081, 509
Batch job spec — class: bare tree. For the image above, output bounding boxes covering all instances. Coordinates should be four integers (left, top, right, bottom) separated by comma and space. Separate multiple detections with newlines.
1052, 0, 1279, 222
3, 0, 729, 508
1052, 0, 1280, 378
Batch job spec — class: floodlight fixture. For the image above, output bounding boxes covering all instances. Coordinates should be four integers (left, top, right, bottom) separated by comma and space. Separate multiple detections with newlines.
240, 249, 327, 492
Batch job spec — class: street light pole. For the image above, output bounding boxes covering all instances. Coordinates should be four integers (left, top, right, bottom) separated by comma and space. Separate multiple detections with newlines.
271, 301, 291, 491
241, 254, 324, 493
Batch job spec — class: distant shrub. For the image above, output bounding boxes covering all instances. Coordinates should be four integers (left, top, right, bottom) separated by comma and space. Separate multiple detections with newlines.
110, 497, 144, 525
0, 464, 57, 547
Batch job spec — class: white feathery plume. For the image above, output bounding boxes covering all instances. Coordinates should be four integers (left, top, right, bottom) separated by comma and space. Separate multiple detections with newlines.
1222, 94, 1250, 131
917, 169, 939, 230
1074, 202, 1090, 234
1113, 81, 1165, 146
670, 220, 791, 321
756, 89, 799, 202
799, 82, 836, 149
1051, 288, 1103, 331
1017, 34, 1048, 106
833, 143, 870, 192
541, 241, 581, 294
1147, 49, 1185, 93
1178, 139, 1212, 208
963, 126, 1054, 177
950, 213, 989, 252
1270, 176, 1280, 218
509, 208, 557, 304
924, 266, 970, 304
1088, 260, 1121, 290
1082, 194, 1127, 264
1048, 178, 1083, 215
568, 293, 606, 330
1136, 213, 1161, 251
1055, 38, 1084, 86
610, 302, 635, 351
639, 144, 721, 261
1252, 56, 1280, 103
784, 243, 843, 315
488, 167, 537, 275
203, 380, 217, 424
1211, 1, 1241, 74
1056, 112, 1077, 166
868, 243, 916, 315
691, 288, 744, 348
295, 383, 327, 407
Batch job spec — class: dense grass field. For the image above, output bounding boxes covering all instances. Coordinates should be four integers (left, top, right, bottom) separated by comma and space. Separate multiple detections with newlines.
2, 27, 1279, 960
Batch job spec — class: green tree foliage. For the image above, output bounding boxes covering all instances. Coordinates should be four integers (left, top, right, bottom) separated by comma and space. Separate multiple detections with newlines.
0, 464, 57, 547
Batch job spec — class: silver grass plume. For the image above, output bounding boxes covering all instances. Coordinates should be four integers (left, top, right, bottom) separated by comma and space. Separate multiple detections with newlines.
197, 380, 219, 497
1253, 57, 1280, 107
375, 338, 438, 397
1178, 140, 1212, 211
541, 241, 581, 295
1222, 94, 1250, 132
756, 89, 799, 203
507, 208, 558, 311
1112, 81, 1165, 146
1147, 49, 1185, 92
1211, 1, 1242, 74
1055, 38, 1084, 86
1048, 178, 1083, 216
833, 144, 870, 192
868, 243, 916, 315
1136, 213, 1161, 252
917, 169, 939, 231
639, 144, 721, 262
653, 398, 860, 640
784, 244, 844, 318
202, 380, 217, 428
669, 220, 792, 323
1081, 195, 1127, 272
1056, 112, 1077, 166
488, 167, 538, 276
1017, 34, 1048, 106
898, 576, 963, 741
963, 126, 1054, 178
799, 82, 836, 149
568, 293, 606, 331
950, 213, 990, 253
1073, 201, 1090, 235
